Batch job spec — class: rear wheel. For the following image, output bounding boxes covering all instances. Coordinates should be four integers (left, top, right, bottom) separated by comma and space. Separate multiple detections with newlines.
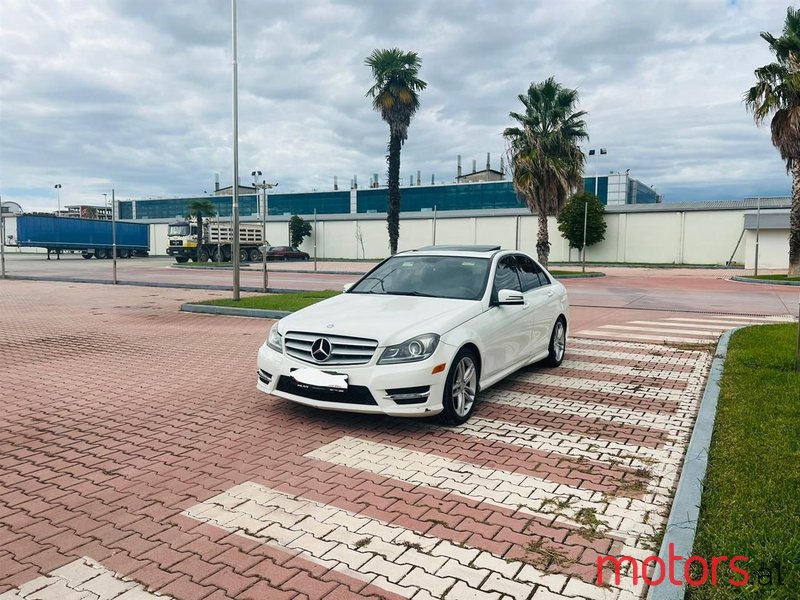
440, 348, 479, 425
212, 248, 223, 262
95, 248, 107, 259
118, 249, 130, 259
82, 253, 93, 259
198, 249, 210, 262
175, 256, 189, 264
239, 249, 249, 262
249, 248, 262, 262
543, 318, 567, 367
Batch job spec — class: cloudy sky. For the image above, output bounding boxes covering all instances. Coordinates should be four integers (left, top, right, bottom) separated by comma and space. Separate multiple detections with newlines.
0, 0, 794, 211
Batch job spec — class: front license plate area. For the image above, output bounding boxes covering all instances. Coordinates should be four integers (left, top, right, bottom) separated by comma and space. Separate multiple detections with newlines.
290, 368, 348, 390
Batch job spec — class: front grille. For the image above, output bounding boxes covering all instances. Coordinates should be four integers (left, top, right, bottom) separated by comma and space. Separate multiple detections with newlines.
284, 332, 378, 366
276, 376, 377, 405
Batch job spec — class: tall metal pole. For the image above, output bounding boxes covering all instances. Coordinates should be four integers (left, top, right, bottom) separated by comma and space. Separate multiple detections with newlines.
754, 196, 761, 277
796, 293, 800, 372
432, 205, 437, 245
55, 184, 62, 216
262, 184, 269, 292
231, 0, 241, 300
313, 208, 317, 272
582, 198, 588, 273
0, 198, 6, 279
111, 188, 117, 284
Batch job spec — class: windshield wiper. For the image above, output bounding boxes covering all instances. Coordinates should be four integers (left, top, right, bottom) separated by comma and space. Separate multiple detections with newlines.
387, 291, 437, 298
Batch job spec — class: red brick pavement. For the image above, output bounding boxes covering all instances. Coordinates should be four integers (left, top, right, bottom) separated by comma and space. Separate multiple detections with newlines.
0, 280, 711, 599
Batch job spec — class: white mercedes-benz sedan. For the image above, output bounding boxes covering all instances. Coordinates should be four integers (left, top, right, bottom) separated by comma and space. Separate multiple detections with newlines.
257, 245, 569, 424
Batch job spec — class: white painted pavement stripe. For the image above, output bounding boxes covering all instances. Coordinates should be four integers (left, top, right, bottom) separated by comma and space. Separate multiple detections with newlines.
566, 346, 708, 366
596, 325, 721, 336
664, 315, 793, 324
561, 359, 693, 382
627, 320, 736, 331
569, 338, 701, 353
576, 330, 712, 344
484, 390, 675, 430
512, 372, 688, 402
0, 557, 170, 600
306, 437, 665, 547
182, 481, 592, 599
459, 417, 671, 466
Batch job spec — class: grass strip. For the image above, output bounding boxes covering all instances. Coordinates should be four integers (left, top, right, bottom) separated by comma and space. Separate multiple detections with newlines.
688, 323, 800, 598
198, 290, 339, 312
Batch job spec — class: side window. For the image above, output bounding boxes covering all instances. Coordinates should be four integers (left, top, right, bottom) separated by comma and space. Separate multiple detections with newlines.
515, 255, 544, 292
492, 256, 521, 298
535, 261, 551, 286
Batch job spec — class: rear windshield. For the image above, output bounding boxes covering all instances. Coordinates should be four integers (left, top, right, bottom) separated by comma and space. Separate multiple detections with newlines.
349, 255, 490, 300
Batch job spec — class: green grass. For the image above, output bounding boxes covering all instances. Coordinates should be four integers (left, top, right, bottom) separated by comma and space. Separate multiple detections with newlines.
739, 274, 800, 282
197, 290, 339, 311
688, 324, 800, 599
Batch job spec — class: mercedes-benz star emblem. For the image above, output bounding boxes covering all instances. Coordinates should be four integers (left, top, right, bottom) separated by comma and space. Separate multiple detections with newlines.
310, 337, 332, 362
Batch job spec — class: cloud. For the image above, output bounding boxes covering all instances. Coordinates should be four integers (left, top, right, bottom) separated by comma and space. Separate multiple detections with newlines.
0, 0, 792, 210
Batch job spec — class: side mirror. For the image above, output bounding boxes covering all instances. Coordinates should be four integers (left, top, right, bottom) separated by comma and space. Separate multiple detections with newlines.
342, 282, 355, 292
497, 289, 524, 305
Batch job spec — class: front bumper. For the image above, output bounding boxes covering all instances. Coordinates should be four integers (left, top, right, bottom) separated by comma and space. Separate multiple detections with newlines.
256, 343, 451, 417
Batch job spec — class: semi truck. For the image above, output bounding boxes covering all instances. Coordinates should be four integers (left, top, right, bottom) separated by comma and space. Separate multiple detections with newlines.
15, 214, 150, 259
166, 219, 268, 263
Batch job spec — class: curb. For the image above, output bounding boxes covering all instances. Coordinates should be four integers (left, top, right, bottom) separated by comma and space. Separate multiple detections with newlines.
170, 264, 366, 276
731, 275, 800, 286
4, 275, 308, 294
552, 272, 605, 279
180, 303, 289, 319
647, 327, 740, 600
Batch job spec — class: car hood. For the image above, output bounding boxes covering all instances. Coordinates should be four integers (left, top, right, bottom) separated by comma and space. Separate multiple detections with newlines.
277, 293, 483, 346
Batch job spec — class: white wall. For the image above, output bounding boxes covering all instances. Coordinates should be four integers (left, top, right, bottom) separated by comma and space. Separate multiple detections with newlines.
2, 209, 789, 268
743, 229, 791, 269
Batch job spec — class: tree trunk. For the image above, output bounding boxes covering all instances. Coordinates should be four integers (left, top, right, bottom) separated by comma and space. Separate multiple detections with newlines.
789, 161, 800, 276
386, 131, 402, 255
536, 211, 550, 267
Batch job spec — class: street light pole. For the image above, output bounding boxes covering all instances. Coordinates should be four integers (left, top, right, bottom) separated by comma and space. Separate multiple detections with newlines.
253, 172, 277, 292
111, 188, 117, 284
54, 184, 62, 216
231, 0, 241, 300
1, 197, 5, 279
754, 196, 761, 277
582, 198, 588, 274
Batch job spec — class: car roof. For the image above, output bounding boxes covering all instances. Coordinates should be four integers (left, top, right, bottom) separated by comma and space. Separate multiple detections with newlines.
397, 245, 506, 259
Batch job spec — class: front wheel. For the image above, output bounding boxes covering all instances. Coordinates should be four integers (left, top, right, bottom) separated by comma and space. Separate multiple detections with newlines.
440, 348, 479, 425
175, 256, 189, 264
543, 318, 567, 367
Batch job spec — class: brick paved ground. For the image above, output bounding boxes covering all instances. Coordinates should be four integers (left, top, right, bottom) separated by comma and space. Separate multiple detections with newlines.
0, 280, 715, 599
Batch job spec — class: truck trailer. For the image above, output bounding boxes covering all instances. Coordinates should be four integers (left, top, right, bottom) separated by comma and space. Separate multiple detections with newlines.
15, 214, 150, 259
166, 220, 268, 263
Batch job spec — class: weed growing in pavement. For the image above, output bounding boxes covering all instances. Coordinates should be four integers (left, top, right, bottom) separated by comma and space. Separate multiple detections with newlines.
574, 507, 608, 540
354, 537, 371, 549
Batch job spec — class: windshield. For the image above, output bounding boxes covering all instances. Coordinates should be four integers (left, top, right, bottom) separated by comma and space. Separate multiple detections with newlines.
350, 255, 490, 300
168, 224, 189, 237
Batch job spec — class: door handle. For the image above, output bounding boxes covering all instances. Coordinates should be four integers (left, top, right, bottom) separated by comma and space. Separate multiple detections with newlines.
546, 291, 554, 297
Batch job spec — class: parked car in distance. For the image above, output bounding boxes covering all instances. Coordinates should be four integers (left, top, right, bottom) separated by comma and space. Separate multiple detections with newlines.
261, 245, 310, 261
257, 245, 569, 424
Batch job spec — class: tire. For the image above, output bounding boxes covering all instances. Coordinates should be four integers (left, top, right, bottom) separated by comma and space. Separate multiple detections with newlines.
240, 249, 249, 262
223, 247, 232, 261
440, 348, 479, 425
118, 249, 130, 259
175, 256, 189, 264
212, 248, 223, 262
543, 317, 567, 367
198, 250, 210, 262
82, 253, 93, 259
95, 248, 107, 259
249, 248, 262, 262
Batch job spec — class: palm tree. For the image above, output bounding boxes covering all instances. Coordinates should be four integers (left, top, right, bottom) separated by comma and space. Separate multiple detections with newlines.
745, 7, 800, 276
365, 48, 427, 255
503, 78, 588, 267
186, 199, 217, 262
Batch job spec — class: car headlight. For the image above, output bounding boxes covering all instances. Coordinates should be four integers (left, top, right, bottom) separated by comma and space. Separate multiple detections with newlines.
378, 334, 440, 364
267, 323, 283, 352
